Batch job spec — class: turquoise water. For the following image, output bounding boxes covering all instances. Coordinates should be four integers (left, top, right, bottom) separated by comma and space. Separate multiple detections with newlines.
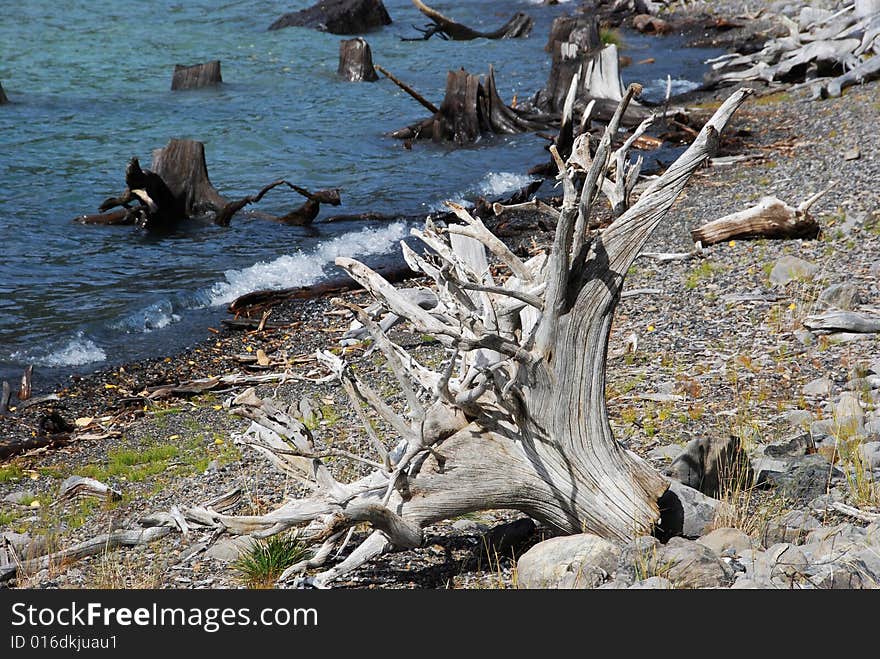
0, 0, 722, 391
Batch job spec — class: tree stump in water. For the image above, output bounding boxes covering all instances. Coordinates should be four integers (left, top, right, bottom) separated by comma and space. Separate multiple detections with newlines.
391, 66, 557, 144
269, 0, 392, 34
77, 138, 336, 230
0, 82, 8, 105
171, 61, 223, 91
338, 38, 379, 82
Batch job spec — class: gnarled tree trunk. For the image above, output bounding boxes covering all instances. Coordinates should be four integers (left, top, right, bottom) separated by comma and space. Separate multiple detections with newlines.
134, 87, 752, 588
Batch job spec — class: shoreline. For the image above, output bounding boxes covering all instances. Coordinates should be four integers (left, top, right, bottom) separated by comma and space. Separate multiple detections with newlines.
2, 1, 879, 589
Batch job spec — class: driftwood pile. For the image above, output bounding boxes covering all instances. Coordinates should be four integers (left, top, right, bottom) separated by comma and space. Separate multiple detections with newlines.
705, 1, 880, 98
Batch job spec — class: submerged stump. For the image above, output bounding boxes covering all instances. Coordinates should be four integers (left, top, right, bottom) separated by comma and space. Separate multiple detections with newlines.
269, 0, 392, 34
338, 38, 379, 81
0, 82, 7, 105
171, 61, 223, 91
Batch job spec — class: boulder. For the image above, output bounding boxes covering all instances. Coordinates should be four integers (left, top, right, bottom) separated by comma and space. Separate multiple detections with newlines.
802, 377, 832, 397
204, 536, 258, 562
657, 480, 725, 539
697, 527, 755, 556
657, 537, 735, 588
816, 282, 862, 311
859, 441, 880, 470
516, 534, 620, 589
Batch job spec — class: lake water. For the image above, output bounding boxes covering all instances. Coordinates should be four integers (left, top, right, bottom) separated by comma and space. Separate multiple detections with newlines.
0, 0, 723, 392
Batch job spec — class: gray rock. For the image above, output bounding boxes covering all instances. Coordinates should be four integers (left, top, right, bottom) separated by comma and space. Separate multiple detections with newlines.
803, 377, 832, 397
664, 435, 750, 497
765, 543, 809, 581
816, 283, 862, 311
762, 510, 823, 546
659, 480, 725, 539
859, 442, 880, 470
0, 531, 49, 561
204, 536, 258, 562
516, 534, 620, 589
597, 579, 630, 589
751, 455, 790, 486
730, 575, 765, 589
770, 454, 843, 505
869, 359, 880, 376
865, 419, 880, 437
810, 419, 835, 442
451, 518, 489, 534
628, 576, 674, 589
616, 535, 659, 584
836, 392, 865, 422
658, 537, 735, 588
697, 527, 755, 556
648, 444, 684, 462
3, 490, 35, 505
794, 330, 815, 346
764, 433, 813, 458
769, 256, 818, 286
783, 409, 814, 429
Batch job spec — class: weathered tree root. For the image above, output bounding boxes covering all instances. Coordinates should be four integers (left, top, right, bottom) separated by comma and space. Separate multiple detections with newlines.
407, 0, 532, 41
126, 87, 753, 589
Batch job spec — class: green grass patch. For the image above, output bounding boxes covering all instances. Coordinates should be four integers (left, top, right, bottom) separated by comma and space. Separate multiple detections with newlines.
0, 509, 21, 526
684, 260, 726, 290
0, 464, 24, 482
233, 533, 312, 589
600, 27, 623, 47
77, 444, 180, 483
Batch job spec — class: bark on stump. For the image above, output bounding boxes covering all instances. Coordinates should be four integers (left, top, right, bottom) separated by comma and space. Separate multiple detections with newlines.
171, 61, 223, 91
269, 0, 392, 34
338, 38, 379, 82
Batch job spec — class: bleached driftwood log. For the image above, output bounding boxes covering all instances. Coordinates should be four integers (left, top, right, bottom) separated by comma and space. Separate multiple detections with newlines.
136, 87, 753, 588
706, 5, 880, 96
690, 185, 834, 246
803, 310, 880, 333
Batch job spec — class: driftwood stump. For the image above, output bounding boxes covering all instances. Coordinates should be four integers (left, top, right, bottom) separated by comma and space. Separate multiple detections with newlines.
133, 87, 754, 588
338, 38, 379, 82
77, 139, 336, 229
269, 0, 392, 34
391, 66, 557, 144
171, 61, 223, 91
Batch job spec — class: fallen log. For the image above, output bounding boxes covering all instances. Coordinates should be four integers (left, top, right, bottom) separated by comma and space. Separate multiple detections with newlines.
817, 52, 880, 98
391, 66, 557, 143
803, 310, 880, 333
690, 185, 833, 246
228, 258, 422, 316
171, 60, 222, 90
408, 0, 532, 40
269, 0, 392, 34
338, 37, 379, 82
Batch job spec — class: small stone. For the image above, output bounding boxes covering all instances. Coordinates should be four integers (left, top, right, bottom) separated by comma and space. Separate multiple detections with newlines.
843, 147, 860, 161
628, 576, 674, 589
2, 490, 35, 505
764, 433, 813, 458
769, 256, 818, 286
648, 445, 683, 462
204, 536, 259, 562
802, 377, 832, 397
782, 409, 814, 429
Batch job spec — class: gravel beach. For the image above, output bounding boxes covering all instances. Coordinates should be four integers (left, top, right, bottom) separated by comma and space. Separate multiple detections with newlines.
2, 0, 878, 589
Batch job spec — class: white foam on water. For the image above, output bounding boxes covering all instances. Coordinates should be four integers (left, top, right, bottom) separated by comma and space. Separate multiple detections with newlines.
477, 171, 537, 198
113, 300, 182, 333
206, 222, 410, 307
642, 78, 701, 103
12, 331, 107, 367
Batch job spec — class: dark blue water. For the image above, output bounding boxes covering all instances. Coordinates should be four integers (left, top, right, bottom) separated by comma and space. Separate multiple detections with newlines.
0, 0, 723, 391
